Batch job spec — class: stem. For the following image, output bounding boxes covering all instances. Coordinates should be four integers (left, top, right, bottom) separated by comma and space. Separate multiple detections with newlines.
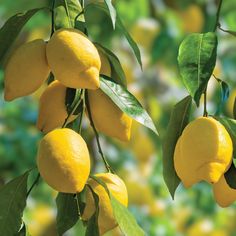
26, 173, 40, 198
214, 0, 223, 32
78, 90, 86, 134
85, 91, 112, 173
203, 88, 208, 117
75, 193, 82, 218
62, 90, 83, 128
50, 0, 56, 37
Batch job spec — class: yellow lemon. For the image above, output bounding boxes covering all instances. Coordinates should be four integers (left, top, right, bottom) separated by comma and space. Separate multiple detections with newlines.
179, 5, 204, 33
87, 89, 132, 141
174, 117, 233, 188
87, 48, 131, 142
4, 39, 50, 101
213, 175, 236, 207
36, 80, 77, 133
46, 28, 101, 89
82, 173, 128, 235
37, 128, 90, 193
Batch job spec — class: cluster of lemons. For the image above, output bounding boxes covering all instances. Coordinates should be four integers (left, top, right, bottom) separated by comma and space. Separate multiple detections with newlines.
4, 28, 133, 235
174, 116, 236, 207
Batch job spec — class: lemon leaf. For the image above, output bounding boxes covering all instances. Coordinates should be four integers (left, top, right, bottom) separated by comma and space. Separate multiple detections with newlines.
104, 0, 116, 29
54, 0, 84, 29
162, 96, 192, 199
56, 193, 79, 235
95, 43, 127, 87
90, 176, 145, 236
100, 76, 158, 135
110, 195, 145, 236
0, 172, 29, 235
178, 32, 217, 106
224, 162, 236, 189
85, 3, 142, 68
216, 117, 236, 159
233, 97, 236, 119
0, 8, 44, 66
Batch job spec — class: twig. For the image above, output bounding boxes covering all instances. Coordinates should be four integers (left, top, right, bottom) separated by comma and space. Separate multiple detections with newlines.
26, 173, 40, 198
214, 0, 223, 32
50, 0, 56, 37
203, 88, 208, 117
62, 90, 83, 128
85, 91, 112, 173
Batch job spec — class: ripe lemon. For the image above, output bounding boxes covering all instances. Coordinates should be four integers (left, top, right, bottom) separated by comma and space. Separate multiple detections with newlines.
87, 48, 131, 141
174, 117, 233, 188
36, 80, 77, 133
87, 89, 132, 141
4, 39, 50, 101
213, 175, 236, 207
37, 128, 90, 193
46, 28, 101, 89
82, 173, 128, 235
226, 89, 236, 118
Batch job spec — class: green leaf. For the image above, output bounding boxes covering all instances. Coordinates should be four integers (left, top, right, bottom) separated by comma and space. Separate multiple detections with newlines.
233, 97, 236, 119
0, 172, 29, 235
85, 186, 100, 236
17, 223, 26, 236
215, 80, 230, 116
100, 76, 158, 135
162, 96, 192, 199
89, 176, 145, 236
178, 32, 218, 106
85, 3, 142, 68
111, 195, 145, 236
0, 8, 43, 65
54, 0, 84, 29
56, 193, 79, 236
104, 0, 116, 29
224, 163, 236, 189
215, 117, 236, 159
95, 43, 127, 87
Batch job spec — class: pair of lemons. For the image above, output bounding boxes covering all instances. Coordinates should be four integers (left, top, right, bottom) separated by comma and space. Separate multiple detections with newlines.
174, 116, 235, 207
4, 28, 132, 142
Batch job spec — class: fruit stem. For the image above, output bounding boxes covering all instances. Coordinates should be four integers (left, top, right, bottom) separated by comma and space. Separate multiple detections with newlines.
26, 173, 40, 198
62, 90, 83, 128
78, 89, 86, 134
203, 88, 208, 117
50, 0, 56, 37
214, 0, 223, 32
85, 91, 113, 173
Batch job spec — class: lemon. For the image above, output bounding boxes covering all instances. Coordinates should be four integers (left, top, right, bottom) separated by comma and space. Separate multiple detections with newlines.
4, 39, 50, 101
213, 175, 236, 207
174, 117, 233, 188
226, 89, 236, 117
46, 28, 101, 89
37, 128, 90, 193
82, 173, 128, 235
87, 47, 131, 141
87, 89, 132, 141
36, 80, 77, 133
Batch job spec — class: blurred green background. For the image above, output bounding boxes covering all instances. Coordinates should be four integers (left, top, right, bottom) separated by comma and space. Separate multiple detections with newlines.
1, 0, 236, 235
